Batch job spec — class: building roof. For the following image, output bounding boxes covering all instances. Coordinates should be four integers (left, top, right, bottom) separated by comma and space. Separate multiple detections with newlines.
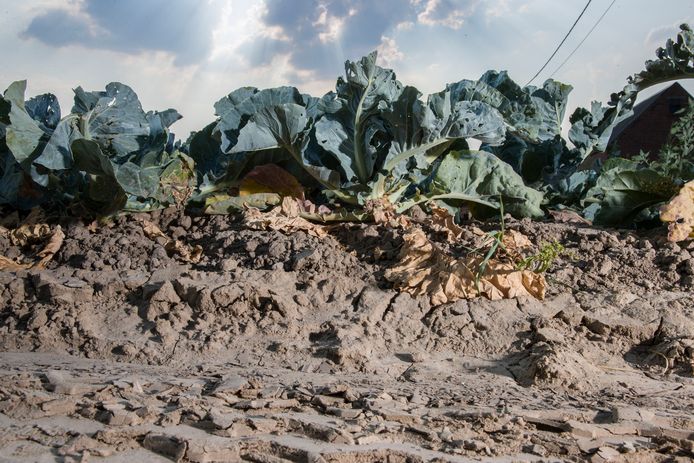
608, 82, 690, 145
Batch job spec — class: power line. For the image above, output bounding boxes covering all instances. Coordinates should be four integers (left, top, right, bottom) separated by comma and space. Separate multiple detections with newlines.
525, 0, 593, 86
550, 0, 617, 78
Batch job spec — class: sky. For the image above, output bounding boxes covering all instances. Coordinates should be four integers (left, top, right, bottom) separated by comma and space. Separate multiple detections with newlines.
1, 0, 693, 139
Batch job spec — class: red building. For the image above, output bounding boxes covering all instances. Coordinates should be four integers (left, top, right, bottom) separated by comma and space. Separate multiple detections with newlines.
607, 82, 691, 159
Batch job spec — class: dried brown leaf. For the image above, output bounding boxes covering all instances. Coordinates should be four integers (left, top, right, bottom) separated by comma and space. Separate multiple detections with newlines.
34, 226, 65, 269
142, 221, 167, 239
364, 198, 411, 229
86, 221, 99, 233
502, 230, 533, 251
428, 203, 464, 242
165, 241, 203, 264
0, 255, 31, 271
385, 228, 545, 305
0, 225, 64, 271
244, 197, 328, 238
660, 180, 694, 242
481, 260, 546, 301
500, 229, 534, 261
141, 221, 203, 263
10, 223, 52, 246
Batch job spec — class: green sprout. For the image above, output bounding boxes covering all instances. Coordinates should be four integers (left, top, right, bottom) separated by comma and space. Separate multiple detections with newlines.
516, 240, 572, 273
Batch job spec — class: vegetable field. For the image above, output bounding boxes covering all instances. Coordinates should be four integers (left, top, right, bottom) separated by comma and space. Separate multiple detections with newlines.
0, 23, 693, 463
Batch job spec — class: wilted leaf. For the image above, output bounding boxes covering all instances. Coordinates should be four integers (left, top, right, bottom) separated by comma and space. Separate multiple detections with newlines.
583, 159, 679, 226
165, 240, 203, 264
0, 225, 64, 270
239, 164, 305, 199
428, 203, 464, 242
202, 164, 306, 215
142, 221, 203, 263
0, 255, 30, 271
385, 228, 545, 305
204, 192, 282, 214
34, 226, 64, 269
502, 229, 533, 254
9, 223, 51, 246
660, 180, 694, 242
244, 197, 329, 238
364, 198, 411, 229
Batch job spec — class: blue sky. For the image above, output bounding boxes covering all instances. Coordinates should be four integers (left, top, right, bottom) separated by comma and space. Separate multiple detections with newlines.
1, 0, 693, 138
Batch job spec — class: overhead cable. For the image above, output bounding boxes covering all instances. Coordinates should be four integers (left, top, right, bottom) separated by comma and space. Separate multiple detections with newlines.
525, 0, 593, 86
550, 0, 618, 78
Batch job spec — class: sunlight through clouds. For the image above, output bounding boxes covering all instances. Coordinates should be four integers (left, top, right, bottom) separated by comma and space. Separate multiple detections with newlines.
2, 0, 693, 138
413, 0, 475, 29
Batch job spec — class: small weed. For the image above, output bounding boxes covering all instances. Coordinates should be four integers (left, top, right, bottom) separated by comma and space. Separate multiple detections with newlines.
474, 197, 506, 292
516, 240, 573, 273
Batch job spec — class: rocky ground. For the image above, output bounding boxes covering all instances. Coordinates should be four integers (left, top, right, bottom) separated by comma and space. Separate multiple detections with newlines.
0, 207, 693, 462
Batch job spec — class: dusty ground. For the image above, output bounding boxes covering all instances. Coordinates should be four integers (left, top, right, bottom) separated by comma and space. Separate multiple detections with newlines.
1, 208, 693, 462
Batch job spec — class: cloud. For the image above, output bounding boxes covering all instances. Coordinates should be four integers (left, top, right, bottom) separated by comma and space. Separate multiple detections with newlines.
23, 9, 95, 46
414, 0, 474, 29
244, 0, 419, 79
484, 0, 531, 19
242, 0, 486, 80
376, 36, 405, 66
22, 0, 221, 65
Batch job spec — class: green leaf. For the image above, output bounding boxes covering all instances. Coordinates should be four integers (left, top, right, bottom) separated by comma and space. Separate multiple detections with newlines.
426, 150, 545, 218
583, 160, 679, 226
3, 81, 45, 166
215, 86, 305, 152
34, 116, 79, 171
440, 71, 572, 142
315, 51, 405, 184
73, 83, 148, 157
114, 162, 161, 199
231, 102, 341, 190
71, 138, 127, 213
25, 93, 61, 131
186, 121, 226, 184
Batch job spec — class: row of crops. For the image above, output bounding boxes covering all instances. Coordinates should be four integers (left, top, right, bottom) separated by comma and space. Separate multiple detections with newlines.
1, 25, 692, 237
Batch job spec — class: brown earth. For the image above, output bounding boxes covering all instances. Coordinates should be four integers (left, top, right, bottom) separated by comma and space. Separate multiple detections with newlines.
1, 207, 693, 462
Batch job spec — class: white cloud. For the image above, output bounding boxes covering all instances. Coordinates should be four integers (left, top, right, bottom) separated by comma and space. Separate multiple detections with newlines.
485, 0, 531, 19
376, 36, 405, 66
415, 0, 471, 30
210, 0, 275, 63
396, 20, 415, 31
314, 3, 352, 44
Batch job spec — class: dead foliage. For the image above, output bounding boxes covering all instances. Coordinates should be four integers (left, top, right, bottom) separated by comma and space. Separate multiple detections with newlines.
243, 197, 329, 238
0, 223, 64, 271
660, 180, 694, 242
142, 221, 203, 263
364, 198, 411, 229
385, 227, 546, 305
